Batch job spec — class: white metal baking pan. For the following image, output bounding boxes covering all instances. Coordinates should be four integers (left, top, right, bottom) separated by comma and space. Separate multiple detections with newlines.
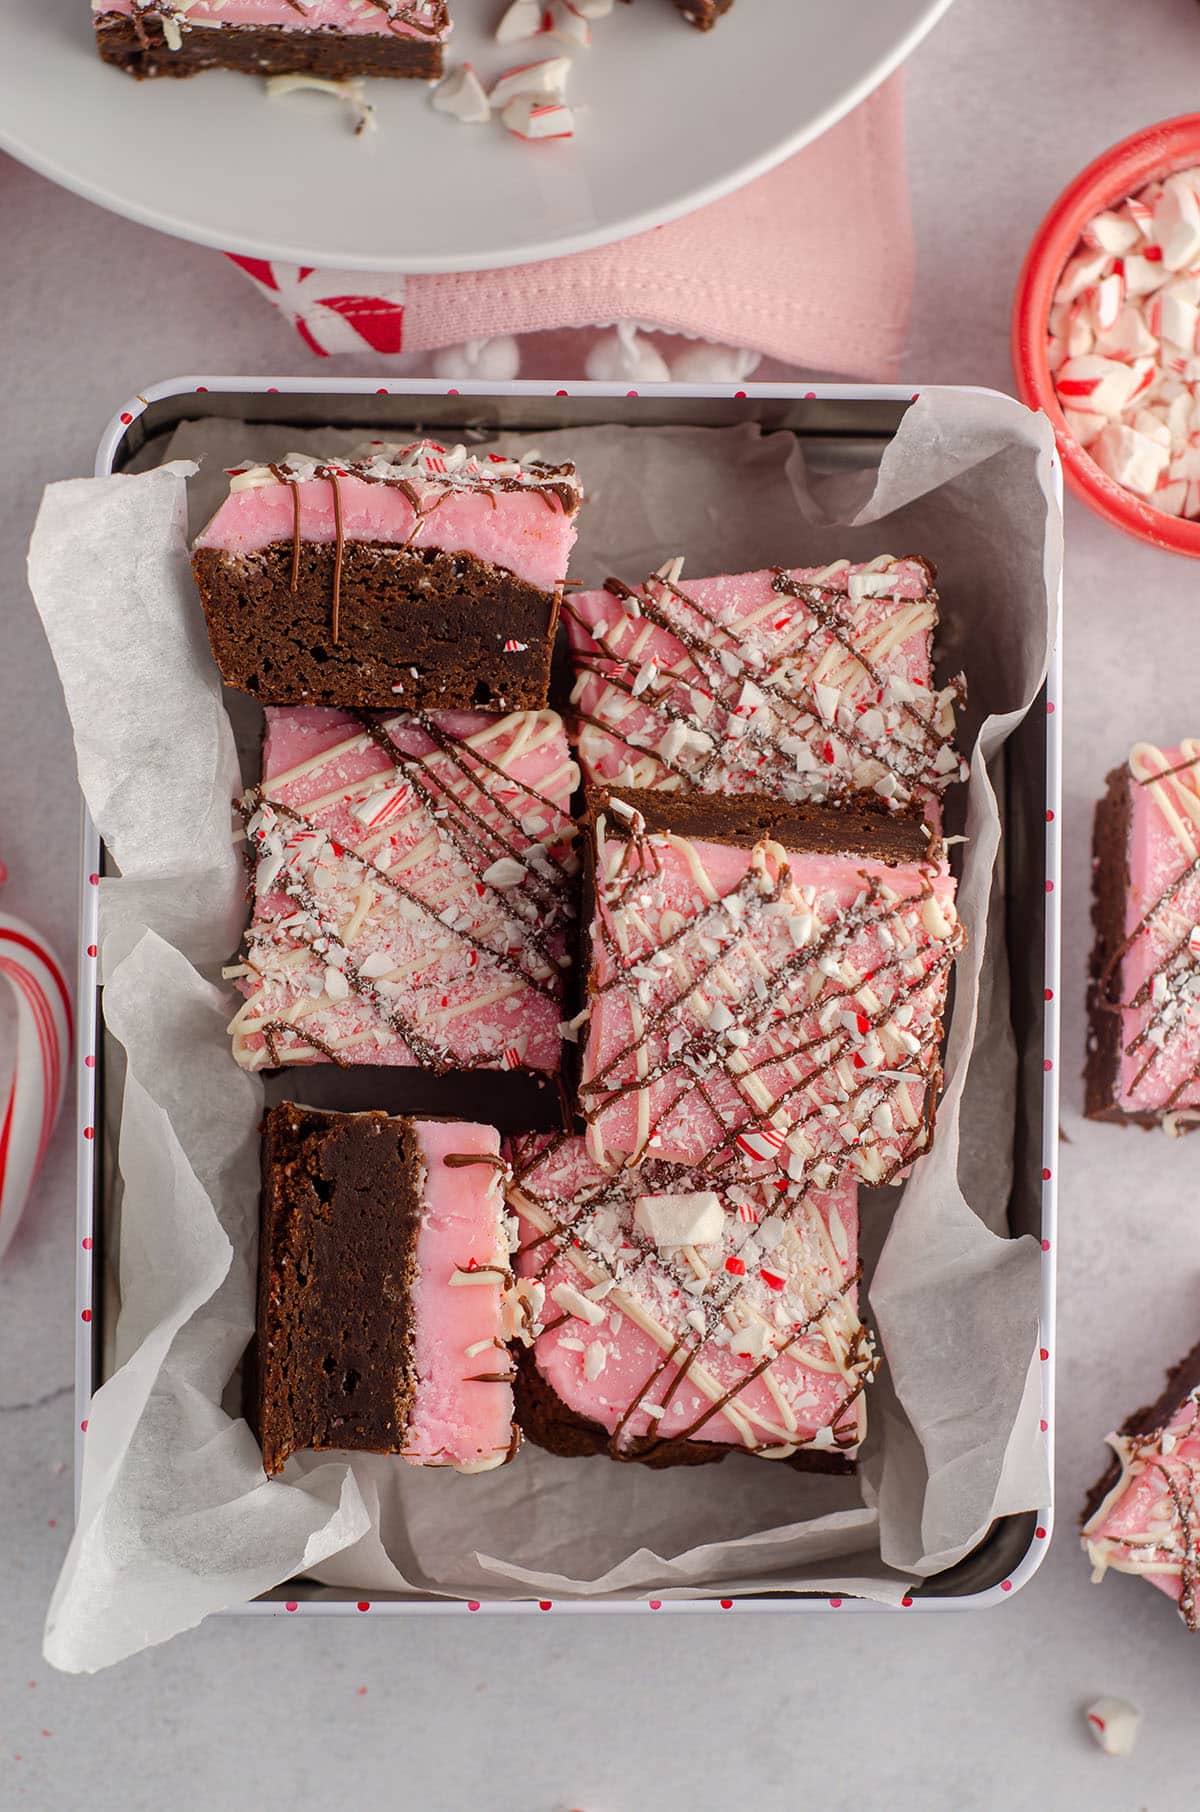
75, 375, 1062, 1617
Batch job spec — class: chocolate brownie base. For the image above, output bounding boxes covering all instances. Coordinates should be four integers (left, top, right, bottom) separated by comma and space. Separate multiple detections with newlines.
1081, 1339, 1200, 1528
1083, 764, 1168, 1128
515, 1348, 856, 1474
193, 541, 560, 710
673, 0, 734, 26
248, 1102, 425, 1476
587, 785, 932, 866
95, 15, 442, 79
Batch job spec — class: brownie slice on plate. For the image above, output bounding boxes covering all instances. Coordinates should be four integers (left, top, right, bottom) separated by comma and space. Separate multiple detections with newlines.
94, 2, 451, 80
249, 1102, 518, 1475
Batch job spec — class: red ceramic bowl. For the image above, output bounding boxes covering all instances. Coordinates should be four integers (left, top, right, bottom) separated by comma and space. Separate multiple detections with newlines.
1013, 114, 1200, 558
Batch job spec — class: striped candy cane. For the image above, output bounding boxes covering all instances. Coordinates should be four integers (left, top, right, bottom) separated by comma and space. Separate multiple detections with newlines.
0, 912, 71, 1261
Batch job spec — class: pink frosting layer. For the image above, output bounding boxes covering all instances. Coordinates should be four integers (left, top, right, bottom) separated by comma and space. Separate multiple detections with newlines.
1114, 743, 1200, 1116
511, 1136, 869, 1456
568, 557, 963, 821
404, 1120, 514, 1471
95, 0, 449, 39
1083, 1386, 1200, 1623
230, 705, 578, 1075
582, 817, 961, 1181
195, 474, 574, 596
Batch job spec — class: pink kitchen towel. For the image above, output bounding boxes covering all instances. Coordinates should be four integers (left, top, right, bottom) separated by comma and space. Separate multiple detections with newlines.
226, 74, 912, 378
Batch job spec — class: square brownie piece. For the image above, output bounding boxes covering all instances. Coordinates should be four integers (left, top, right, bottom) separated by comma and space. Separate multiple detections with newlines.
578, 787, 963, 1182
566, 556, 964, 823
228, 705, 578, 1079
507, 1133, 874, 1469
192, 441, 581, 710
1087, 741, 1200, 1130
95, 2, 450, 80
1081, 1339, 1200, 1633
250, 1104, 517, 1476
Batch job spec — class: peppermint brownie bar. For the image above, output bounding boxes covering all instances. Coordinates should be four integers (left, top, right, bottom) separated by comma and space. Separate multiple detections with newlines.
1081, 1339, 1200, 1633
566, 556, 964, 822
250, 1103, 517, 1476
507, 1133, 874, 1468
94, 2, 450, 79
578, 787, 963, 1181
1086, 741, 1200, 1130
227, 705, 578, 1079
192, 441, 581, 711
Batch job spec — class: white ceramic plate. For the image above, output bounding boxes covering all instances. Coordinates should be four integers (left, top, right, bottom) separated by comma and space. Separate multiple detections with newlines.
0, 0, 952, 273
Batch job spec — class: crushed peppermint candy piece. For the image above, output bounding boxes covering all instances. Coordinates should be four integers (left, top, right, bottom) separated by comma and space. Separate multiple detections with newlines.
482, 856, 527, 887
501, 94, 576, 141
1084, 1698, 1140, 1757
495, 0, 545, 42
490, 56, 571, 107
431, 63, 492, 125
546, 0, 591, 44
735, 1127, 786, 1161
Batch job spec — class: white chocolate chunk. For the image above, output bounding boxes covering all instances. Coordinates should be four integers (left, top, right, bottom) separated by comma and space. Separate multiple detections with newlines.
551, 1282, 608, 1326
634, 1191, 723, 1248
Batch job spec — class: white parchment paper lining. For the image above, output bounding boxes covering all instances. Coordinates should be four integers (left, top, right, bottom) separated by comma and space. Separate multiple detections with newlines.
28, 390, 1059, 1671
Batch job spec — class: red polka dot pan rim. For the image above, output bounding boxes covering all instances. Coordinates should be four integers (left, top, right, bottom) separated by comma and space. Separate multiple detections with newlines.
1012, 113, 1200, 557
73, 376, 1060, 1621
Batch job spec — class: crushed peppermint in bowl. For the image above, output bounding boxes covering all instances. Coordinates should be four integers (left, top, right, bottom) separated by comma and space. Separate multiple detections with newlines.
1013, 113, 1200, 556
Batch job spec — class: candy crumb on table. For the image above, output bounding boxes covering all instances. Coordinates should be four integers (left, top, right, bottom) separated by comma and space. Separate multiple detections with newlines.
1086, 739, 1200, 1131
